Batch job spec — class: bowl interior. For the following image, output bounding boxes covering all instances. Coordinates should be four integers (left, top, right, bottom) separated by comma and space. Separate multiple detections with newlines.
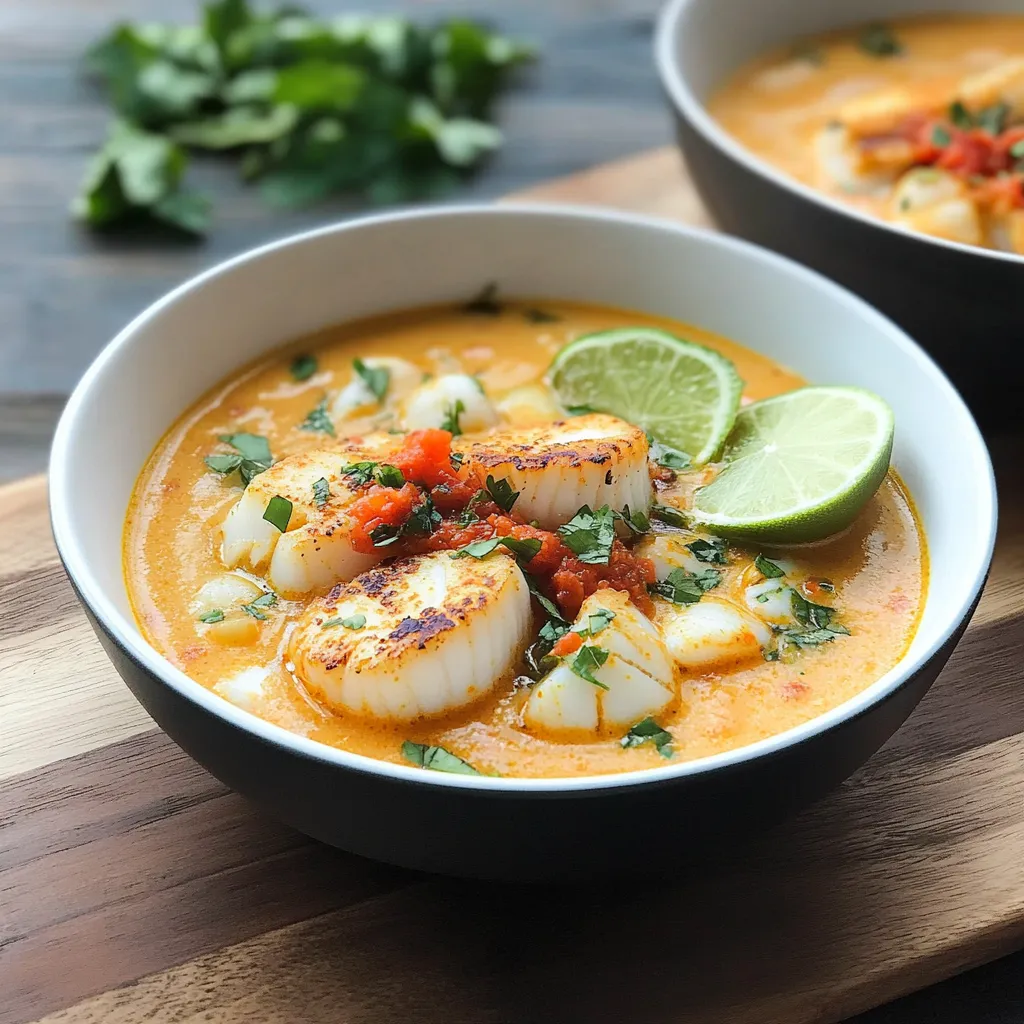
665, 0, 1024, 101
50, 205, 995, 785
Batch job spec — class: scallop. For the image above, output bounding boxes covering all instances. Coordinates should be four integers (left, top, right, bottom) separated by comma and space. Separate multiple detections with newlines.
632, 532, 705, 578
402, 374, 498, 433
457, 414, 651, 530
813, 123, 899, 195
289, 550, 531, 720
331, 356, 421, 421
656, 597, 771, 670
219, 435, 401, 597
744, 580, 795, 626
957, 58, 1024, 119
893, 196, 983, 246
523, 590, 674, 734
889, 168, 965, 215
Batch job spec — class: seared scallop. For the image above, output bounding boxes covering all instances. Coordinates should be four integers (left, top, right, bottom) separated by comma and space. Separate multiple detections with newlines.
402, 373, 498, 433
289, 550, 531, 719
457, 414, 651, 530
656, 597, 770, 670
524, 590, 674, 734
219, 436, 400, 596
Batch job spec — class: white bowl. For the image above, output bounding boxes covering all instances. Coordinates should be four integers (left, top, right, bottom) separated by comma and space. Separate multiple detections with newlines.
50, 204, 996, 879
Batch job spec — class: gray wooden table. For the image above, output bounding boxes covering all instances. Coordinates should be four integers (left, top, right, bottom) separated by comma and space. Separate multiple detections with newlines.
2, 1, 1020, 1020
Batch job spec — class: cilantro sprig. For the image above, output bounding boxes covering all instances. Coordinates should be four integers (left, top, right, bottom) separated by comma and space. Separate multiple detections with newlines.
648, 567, 721, 605
402, 741, 480, 776
557, 504, 617, 565
621, 717, 673, 758
204, 432, 273, 487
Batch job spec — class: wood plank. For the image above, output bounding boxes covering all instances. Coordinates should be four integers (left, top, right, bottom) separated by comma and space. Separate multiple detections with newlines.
2, 146, 1024, 1024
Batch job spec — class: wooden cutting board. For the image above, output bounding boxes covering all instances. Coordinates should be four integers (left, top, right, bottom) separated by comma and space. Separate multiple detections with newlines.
3, 148, 1024, 1024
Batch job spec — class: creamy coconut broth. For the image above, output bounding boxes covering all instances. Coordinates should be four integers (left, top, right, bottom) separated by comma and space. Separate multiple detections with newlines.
125, 300, 926, 778
710, 15, 1024, 253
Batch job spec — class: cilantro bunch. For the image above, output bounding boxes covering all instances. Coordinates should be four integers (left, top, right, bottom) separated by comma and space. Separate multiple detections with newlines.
74, 0, 533, 235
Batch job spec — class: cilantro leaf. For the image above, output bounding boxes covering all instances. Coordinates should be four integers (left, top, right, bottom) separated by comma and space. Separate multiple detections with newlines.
300, 397, 335, 436
523, 616, 569, 679
858, 23, 903, 57
484, 474, 519, 513
647, 436, 691, 470
650, 503, 689, 529
648, 567, 721, 605
241, 590, 277, 619
568, 644, 610, 689
290, 354, 317, 381
686, 537, 728, 565
621, 717, 674, 758
949, 100, 973, 129
404, 494, 442, 537
205, 432, 273, 486
369, 523, 401, 547
462, 281, 501, 315
353, 358, 390, 402
578, 608, 615, 639
262, 494, 292, 532
451, 535, 541, 564
615, 505, 650, 535
755, 554, 786, 579
402, 740, 480, 775
198, 609, 225, 623
323, 613, 366, 629
440, 399, 465, 436
524, 307, 560, 324
312, 476, 330, 507
557, 504, 616, 565
977, 102, 1009, 135
522, 570, 566, 622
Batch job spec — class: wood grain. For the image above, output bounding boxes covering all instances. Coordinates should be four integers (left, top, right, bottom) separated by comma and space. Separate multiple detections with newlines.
3, 150, 1024, 1024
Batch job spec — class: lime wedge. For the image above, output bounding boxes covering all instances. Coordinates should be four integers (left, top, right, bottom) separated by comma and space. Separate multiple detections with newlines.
690, 386, 895, 544
548, 328, 743, 465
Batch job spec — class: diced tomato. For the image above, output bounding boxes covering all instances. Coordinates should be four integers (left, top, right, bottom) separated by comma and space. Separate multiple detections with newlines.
937, 129, 1000, 176
551, 543, 656, 620
348, 482, 420, 553
550, 631, 583, 657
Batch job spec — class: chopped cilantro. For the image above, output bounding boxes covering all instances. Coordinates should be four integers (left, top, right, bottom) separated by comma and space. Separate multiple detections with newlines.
312, 477, 330, 507
198, 609, 224, 624
565, 404, 596, 416
485, 474, 519, 513
205, 432, 273, 487
579, 608, 615, 638
241, 591, 277, 620
650, 503, 689, 529
648, 567, 721, 604
404, 494, 442, 537
931, 125, 952, 148
569, 644, 610, 689
523, 307, 560, 323
299, 397, 335, 437
614, 504, 651, 535
949, 100, 973, 129
557, 504, 616, 565
462, 282, 502, 315
858, 23, 903, 57
977, 102, 1009, 136
621, 717, 673, 758
450, 451, 465, 469
451, 535, 541, 564
755, 554, 786, 579
647, 435, 691, 470
522, 570, 566, 622
323, 614, 367, 630
353, 358, 389, 402
290, 354, 317, 381
262, 494, 292, 532
340, 462, 405, 488
369, 523, 401, 547
440, 398, 465, 436
686, 537, 729, 565
402, 741, 480, 775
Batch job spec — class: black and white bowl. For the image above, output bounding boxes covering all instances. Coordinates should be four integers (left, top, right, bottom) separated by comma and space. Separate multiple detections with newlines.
50, 205, 995, 879
656, 0, 1024, 425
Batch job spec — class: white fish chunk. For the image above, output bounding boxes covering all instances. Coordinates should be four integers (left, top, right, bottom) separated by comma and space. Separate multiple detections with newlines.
657, 597, 771, 670
331, 356, 421, 421
402, 374, 498, 433
458, 414, 651, 530
289, 550, 531, 720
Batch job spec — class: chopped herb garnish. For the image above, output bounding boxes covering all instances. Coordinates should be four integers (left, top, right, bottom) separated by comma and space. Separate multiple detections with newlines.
557, 504, 617, 565
1011, 139, 1024, 160
205, 432, 273, 487
300, 397, 335, 437
485, 474, 519, 513
569, 644, 610, 689
650, 503, 689, 529
523, 617, 570, 679
949, 100, 973, 130
755, 554, 786, 579
523, 307, 560, 323
500, 536, 542, 562
451, 535, 541, 564
931, 125, 952, 148
621, 717, 673, 758
565, 404, 596, 416
790, 590, 848, 632
262, 494, 292, 532
290, 354, 317, 381
440, 399, 465, 436
450, 451, 465, 470
312, 477, 330, 507
241, 591, 277, 620
648, 567, 721, 605
762, 589, 850, 660
462, 282, 502, 316
686, 537, 729, 565
369, 523, 401, 547
522, 570, 566, 622
353, 358, 389, 402
579, 608, 615, 638
977, 102, 1009, 136
647, 436, 691, 470
323, 613, 367, 630
614, 505, 651, 536
340, 462, 405, 488
404, 494, 442, 537
858, 23, 903, 57
402, 741, 480, 775
198, 609, 225, 624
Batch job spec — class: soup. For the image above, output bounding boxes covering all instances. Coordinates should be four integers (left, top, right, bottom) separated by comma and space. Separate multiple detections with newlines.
124, 299, 926, 778
709, 15, 1024, 253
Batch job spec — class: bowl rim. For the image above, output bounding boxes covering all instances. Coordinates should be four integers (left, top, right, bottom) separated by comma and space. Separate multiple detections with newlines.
50, 201, 997, 794
654, 0, 1024, 266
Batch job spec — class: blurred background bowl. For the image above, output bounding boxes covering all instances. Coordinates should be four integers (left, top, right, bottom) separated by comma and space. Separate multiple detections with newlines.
656, 0, 1024, 427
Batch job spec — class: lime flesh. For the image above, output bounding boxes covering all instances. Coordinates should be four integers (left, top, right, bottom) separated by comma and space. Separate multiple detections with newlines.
690, 386, 895, 544
548, 327, 743, 465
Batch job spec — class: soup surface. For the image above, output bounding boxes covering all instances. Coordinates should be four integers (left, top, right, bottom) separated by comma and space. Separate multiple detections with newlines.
710, 15, 1024, 253
125, 300, 926, 778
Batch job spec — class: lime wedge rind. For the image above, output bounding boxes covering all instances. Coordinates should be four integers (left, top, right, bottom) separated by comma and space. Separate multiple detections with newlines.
548, 327, 743, 465
690, 386, 895, 544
